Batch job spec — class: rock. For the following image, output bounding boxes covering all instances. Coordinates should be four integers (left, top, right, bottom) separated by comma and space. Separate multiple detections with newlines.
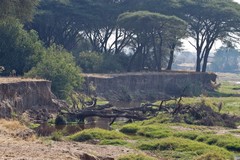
16, 129, 36, 140
80, 153, 99, 160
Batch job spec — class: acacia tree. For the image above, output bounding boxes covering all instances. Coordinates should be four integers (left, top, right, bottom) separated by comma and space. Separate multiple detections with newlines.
30, 0, 132, 55
179, 0, 240, 72
117, 11, 186, 71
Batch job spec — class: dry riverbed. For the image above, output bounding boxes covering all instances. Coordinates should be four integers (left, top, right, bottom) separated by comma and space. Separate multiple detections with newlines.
0, 120, 139, 160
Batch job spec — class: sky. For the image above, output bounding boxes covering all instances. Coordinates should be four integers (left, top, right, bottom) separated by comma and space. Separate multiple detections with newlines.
234, 0, 240, 3
183, 0, 240, 53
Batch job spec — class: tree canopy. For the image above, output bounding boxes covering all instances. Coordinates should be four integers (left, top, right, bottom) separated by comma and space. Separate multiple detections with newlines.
179, 0, 240, 72
0, 0, 39, 22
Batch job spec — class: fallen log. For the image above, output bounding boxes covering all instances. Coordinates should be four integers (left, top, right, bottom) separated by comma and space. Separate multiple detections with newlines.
61, 96, 183, 124
61, 109, 146, 122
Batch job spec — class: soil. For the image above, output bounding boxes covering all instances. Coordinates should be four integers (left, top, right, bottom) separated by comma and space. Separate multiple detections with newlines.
0, 121, 140, 160
0, 77, 47, 84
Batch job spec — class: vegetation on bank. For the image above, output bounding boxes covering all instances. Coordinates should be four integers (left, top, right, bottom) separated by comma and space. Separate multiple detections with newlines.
37, 82, 239, 160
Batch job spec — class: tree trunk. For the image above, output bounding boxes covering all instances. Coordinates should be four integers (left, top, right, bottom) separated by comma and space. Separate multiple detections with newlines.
166, 44, 175, 70
127, 45, 142, 72
202, 49, 210, 72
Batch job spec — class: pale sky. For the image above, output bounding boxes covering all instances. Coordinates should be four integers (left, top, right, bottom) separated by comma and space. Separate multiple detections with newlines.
234, 0, 240, 3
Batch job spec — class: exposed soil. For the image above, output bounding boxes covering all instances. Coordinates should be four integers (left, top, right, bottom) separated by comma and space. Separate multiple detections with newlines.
0, 77, 47, 84
0, 120, 140, 160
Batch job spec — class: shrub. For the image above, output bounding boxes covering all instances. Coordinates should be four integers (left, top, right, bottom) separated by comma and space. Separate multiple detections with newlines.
77, 51, 103, 73
25, 45, 83, 99
0, 18, 45, 76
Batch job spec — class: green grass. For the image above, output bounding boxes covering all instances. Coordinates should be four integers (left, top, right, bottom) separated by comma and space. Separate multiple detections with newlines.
100, 139, 128, 146
138, 137, 233, 160
69, 128, 127, 142
195, 134, 240, 152
120, 123, 140, 134
118, 153, 156, 160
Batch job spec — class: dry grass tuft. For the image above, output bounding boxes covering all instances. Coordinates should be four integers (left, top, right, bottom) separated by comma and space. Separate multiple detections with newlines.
0, 119, 26, 131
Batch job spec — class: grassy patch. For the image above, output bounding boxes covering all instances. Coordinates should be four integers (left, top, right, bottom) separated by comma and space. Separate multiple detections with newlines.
69, 128, 127, 142
118, 153, 156, 160
99, 139, 128, 146
196, 134, 240, 152
137, 125, 173, 138
120, 123, 140, 134
138, 137, 233, 159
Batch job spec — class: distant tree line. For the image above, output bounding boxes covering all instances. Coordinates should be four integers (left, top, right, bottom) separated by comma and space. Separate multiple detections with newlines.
0, 0, 240, 99
27, 0, 240, 72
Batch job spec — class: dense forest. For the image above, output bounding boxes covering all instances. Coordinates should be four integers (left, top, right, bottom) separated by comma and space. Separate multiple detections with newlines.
0, 0, 240, 99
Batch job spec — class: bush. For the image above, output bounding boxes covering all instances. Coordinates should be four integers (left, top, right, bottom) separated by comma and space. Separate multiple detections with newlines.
25, 45, 83, 99
77, 51, 103, 73
0, 18, 44, 75
77, 51, 129, 73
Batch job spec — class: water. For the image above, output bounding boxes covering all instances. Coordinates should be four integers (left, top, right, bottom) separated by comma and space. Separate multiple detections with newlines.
35, 117, 112, 136
35, 101, 142, 136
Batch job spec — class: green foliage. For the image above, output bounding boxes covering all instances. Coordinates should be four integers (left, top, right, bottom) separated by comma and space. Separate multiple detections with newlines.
209, 47, 240, 73
77, 51, 103, 73
118, 154, 156, 160
99, 54, 129, 73
0, 0, 39, 22
69, 128, 127, 142
77, 51, 128, 73
0, 18, 44, 75
25, 45, 83, 99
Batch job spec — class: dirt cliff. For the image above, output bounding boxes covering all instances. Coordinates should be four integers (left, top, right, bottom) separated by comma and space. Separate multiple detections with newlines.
83, 71, 217, 101
0, 78, 64, 121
